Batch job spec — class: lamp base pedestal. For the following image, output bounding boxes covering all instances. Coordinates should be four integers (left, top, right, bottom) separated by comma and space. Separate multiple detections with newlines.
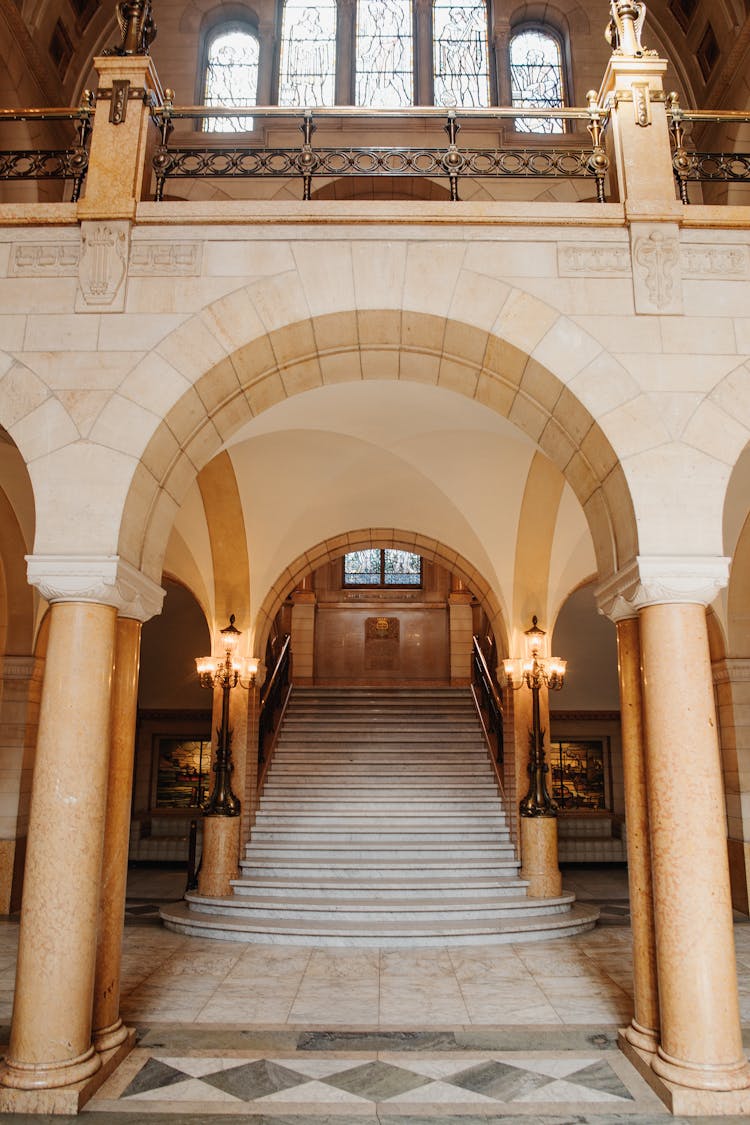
520, 815, 562, 898
198, 816, 240, 897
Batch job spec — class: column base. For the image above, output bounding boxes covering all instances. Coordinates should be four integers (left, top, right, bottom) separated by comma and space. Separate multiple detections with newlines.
198, 815, 241, 897
0, 1028, 135, 1115
619, 1030, 750, 1116
93, 1016, 130, 1053
623, 1018, 659, 1053
520, 815, 562, 898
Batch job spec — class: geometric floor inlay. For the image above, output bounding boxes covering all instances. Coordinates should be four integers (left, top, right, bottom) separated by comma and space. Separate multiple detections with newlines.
113, 1052, 636, 1106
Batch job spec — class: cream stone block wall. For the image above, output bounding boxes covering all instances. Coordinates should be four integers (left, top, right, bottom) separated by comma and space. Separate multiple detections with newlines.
0, 215, 749, 644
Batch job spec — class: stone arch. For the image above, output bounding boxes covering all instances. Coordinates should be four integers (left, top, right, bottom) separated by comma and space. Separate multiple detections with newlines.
253, 527, 507, 659
119, 301, 638, 590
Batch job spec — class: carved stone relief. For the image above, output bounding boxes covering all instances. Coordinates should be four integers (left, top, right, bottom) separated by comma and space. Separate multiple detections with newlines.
558, 243, 630, 277
9, 243, 80, 276
681, 245, 749, 279
129, 241, 202, 275
75, 220, 130, 312
630, 223, 682, 314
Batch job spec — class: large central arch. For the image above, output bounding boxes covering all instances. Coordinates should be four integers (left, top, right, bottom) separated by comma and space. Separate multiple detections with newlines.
119, 306, 637, 586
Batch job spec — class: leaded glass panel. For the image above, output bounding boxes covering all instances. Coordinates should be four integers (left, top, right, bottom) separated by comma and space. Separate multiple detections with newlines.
383, 549, 422, 585
203, 27, 259, 132
279, 0, 337, 107
344, 549, 382, 585
433, 0, 490, 108
510, 28, 564, 134
343, 549, 422, 586
356, 0, 414, 107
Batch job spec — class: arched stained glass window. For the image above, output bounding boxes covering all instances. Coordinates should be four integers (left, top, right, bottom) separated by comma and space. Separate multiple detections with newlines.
433, 0, 490, 108
356, 0, 414, 107
509, 27, 565, 133
279, 0, 337, 106
203, 26, 259, 131
343, 549, 422, 586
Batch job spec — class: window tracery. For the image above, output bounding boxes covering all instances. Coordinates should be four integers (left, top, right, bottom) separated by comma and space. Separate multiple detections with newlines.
203, 25, 259, 131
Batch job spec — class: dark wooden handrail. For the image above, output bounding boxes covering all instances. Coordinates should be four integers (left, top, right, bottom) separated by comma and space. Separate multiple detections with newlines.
472, 635, 504, 766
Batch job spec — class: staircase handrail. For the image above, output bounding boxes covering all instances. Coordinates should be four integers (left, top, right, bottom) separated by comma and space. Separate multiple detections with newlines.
257, 634, 292, 795
471, 635, 504, 767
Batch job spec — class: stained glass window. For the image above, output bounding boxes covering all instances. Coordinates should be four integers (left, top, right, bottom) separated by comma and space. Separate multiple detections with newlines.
433, 0, 490, 108
279, 0, 337, 106
343, 549, 422, 586
509, 27, 564, 133
356, 0, 414, 107
203, 26, 259, 132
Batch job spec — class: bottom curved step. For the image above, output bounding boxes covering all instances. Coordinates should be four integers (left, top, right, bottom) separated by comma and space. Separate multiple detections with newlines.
159, 898, 600, 947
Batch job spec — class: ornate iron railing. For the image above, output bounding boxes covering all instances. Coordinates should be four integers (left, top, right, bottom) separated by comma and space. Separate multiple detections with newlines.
151, 97, 610, 203
667, 97, 750, 203
0, 98, 95, 202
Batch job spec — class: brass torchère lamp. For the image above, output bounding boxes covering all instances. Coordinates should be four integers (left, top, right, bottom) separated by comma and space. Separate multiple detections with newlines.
196, 615, 259, 817
503, 617, 566, 817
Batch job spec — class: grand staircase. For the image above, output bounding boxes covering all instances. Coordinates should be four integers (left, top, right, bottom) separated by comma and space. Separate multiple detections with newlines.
161, 687, 599, 946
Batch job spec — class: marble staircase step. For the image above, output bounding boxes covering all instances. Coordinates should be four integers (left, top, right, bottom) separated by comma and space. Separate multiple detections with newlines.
229, 874, 529, 897
160, 900, 600, 946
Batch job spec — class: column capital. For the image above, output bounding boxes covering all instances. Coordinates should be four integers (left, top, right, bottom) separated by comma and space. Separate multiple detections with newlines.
26, 555, 164, 622
596, 555, 731, 619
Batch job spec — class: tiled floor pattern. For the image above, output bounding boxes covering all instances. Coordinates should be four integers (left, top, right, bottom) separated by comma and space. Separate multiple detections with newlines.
94, 1040, 653, 1115
1, 867, 749, 1123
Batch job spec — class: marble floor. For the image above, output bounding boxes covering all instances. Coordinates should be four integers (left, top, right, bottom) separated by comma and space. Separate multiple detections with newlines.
0, 864, 749, 1123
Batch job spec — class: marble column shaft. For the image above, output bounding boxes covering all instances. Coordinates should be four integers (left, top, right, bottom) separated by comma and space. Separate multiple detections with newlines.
92, 616, 142, 1052
3, 601, 117, 1089
640, 601, 750, 1090
616, 616, 659, 1052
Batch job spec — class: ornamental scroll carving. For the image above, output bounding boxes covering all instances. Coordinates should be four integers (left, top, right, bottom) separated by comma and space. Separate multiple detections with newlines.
76, 221, 129, 312
129, 241, 202, 275
681, 245, 749, 279
631, 226, 682, 314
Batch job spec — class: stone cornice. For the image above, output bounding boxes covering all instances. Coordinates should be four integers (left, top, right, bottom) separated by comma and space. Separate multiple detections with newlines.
596, 555, 731, 620
26, 555, 164, 622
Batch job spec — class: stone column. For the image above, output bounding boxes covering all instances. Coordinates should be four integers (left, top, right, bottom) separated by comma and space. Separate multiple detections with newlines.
492, 17, 511, 109
257, 20, 277, 106
0, 558, 163, 1114
336, 0, 356, 104
640, 599, 750, 1096
414, 0, 433, 105
91, 596, 160, 1054
598, 557, 750, 1111
614, 614, 659, 1054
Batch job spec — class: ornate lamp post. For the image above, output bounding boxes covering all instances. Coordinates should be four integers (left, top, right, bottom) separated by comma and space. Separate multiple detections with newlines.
504, 617, 566, 817
196, 615, 258, 818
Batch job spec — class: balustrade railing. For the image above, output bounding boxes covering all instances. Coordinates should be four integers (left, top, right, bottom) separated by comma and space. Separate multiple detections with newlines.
150, 97, 611, 203
668, 96, 750, 203
0, 98, 95, 202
